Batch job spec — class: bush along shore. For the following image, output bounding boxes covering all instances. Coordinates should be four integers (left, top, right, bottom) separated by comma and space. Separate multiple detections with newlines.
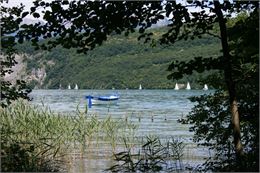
1, 99, 186, 172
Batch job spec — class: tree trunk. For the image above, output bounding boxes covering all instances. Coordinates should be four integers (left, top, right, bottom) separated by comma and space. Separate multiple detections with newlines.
214, 1, 244, 159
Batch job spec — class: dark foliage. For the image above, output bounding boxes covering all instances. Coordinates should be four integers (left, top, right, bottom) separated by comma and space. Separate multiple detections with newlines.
1, 1, 31, 107
179, 8, 259, 172
1, 142, 60, 172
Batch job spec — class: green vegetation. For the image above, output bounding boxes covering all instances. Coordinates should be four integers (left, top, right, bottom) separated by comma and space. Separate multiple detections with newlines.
2, 0, 258, 172
107, 136, 185, 172
180, 89, 258, 171
0, 100, 138, 172
179, 9, 259, 172
1, 100, 69, 171
1, 2, 31, 107
16, 32, 221, 89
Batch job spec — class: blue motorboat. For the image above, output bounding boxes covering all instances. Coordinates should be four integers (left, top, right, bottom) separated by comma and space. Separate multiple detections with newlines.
86, 94, 119, 108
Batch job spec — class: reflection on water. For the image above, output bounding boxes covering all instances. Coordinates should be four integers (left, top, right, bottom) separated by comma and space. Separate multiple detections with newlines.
30, 89, 212, 172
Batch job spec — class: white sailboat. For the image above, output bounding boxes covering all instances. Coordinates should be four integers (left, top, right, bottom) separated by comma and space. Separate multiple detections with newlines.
186, 82, 191, 90
203, 84, 208, 90
139, 84, 142, 90
174, 83, 179, 90
74, 84, 78, 90
68, 84, 71, 90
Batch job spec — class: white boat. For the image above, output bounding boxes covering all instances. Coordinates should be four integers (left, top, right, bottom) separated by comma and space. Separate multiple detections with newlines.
186, 82, 191, 90
174, 83, 179, 90
74, 84, 78, 90
203, 84, 208, 90
86, 94, 119, 108
68, 84, 71, 90
139, 84, 142, 90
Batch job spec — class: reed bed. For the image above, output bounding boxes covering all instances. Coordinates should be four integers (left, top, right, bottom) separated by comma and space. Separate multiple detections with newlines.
1, 99, 190, 172
0, 99, 137, 172
1, 101, 70, 171
106, 136, 186, 172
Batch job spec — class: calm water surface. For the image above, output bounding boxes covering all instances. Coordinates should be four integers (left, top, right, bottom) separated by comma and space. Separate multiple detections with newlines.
30, 89, 212, 172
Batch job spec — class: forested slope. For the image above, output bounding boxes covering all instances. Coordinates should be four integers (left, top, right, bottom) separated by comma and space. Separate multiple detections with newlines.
16, 28, 221, 89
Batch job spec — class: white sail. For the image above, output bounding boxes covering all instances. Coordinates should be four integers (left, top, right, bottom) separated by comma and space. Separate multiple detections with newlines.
174, 83, 179, 90
59, 84, 62, 90
186, 82, 191, 90
203, 84, 208, 90
68, 84, 71, 90
74, 84, 78, 90
139, 84, 142, 90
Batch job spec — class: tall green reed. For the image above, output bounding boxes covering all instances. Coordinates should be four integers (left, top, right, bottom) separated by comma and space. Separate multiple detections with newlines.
106, 136, 186, 172
1, 99, 73, 171
1, 99, 139, 171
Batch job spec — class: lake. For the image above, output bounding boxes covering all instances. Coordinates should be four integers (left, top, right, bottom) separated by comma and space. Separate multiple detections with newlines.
30, 89, 212, 172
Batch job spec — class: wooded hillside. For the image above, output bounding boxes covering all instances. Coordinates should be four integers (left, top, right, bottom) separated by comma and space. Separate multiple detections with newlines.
16, 28, 221, 89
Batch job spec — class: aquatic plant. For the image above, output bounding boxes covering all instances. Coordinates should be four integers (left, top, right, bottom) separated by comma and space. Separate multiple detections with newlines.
106, 136, 186, 172
1, 99, 139, 171
1, 99, 72, 172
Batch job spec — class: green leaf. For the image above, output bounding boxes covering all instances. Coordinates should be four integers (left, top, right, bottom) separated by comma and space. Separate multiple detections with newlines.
30, 7, 36, 13
22, 11, 29, 18
33, 13, 40, 18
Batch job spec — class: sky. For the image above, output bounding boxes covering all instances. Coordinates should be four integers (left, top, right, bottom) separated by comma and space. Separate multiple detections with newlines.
5, 0, 208, 12
4, 0, 34, 10
4, 0, 220, 22
3, 0, 51, 20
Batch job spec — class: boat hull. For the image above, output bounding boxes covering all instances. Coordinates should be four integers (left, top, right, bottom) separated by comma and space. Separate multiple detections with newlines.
91, 99, 118, 105
86, 95, 119, 108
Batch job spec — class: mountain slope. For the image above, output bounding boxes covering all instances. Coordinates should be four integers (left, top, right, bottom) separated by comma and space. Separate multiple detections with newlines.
16, 29, 221, 89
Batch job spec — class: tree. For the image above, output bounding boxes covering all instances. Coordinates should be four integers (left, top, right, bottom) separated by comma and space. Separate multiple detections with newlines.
13, 0, 258, 171
167, 2, 258, 171
0, 0, 31, 107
